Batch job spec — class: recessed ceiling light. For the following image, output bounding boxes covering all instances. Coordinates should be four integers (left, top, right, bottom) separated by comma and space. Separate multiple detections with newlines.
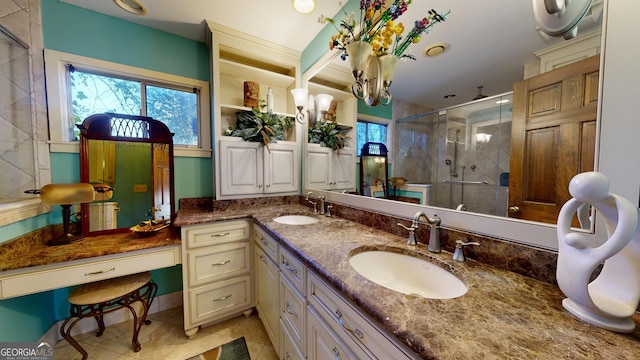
113, 0, 147, 15
444, 94, 456, 99
292, 0, 316, 14
424, 43, 447, 57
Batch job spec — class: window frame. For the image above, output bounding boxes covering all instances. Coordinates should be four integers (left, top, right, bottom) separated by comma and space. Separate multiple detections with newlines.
44, 49, 211, 157
355, 114, 392, 159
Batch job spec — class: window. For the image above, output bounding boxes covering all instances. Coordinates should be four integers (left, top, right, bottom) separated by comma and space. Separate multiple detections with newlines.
356, 120, 387, 156
70, 69, 199, 145
45, 49, 210, 157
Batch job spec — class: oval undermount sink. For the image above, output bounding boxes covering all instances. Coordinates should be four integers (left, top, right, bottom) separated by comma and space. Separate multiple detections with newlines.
349, 251, 467, 299
273, 215, 319, 225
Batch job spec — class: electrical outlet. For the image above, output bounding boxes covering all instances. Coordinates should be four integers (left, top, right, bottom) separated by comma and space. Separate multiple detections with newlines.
133, 184, 148, 192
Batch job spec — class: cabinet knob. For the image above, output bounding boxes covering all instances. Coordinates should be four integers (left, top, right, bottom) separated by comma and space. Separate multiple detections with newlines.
509, 206, 520, 214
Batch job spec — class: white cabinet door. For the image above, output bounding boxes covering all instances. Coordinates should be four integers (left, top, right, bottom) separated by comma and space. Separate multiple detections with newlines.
332, 149, 356, 190
306, 146, 331, 190
255, 246, 280, 349
264, 142, 299, 194
219, 140, 262, 196
305, 145, 356, 191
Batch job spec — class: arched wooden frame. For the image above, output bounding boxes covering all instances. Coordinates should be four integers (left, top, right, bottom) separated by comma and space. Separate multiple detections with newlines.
78, 113, 175, 236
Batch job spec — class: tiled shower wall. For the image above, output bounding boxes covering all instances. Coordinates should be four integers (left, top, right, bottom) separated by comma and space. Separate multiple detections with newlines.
0, 0, 50, 200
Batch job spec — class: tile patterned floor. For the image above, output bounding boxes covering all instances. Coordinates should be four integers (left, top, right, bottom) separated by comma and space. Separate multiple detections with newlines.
54, 307, 278, 360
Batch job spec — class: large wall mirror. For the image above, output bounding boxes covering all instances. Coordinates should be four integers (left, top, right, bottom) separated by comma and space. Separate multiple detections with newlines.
302, 0, 606, 250
79, 113, 175, 236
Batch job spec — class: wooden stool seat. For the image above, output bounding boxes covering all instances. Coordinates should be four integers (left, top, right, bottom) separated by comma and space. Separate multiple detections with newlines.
60, 271, 157, 360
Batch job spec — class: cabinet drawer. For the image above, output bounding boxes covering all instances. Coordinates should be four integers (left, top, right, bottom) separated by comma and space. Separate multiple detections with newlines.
0, 246, 180, 300
307, 271, 413, 360
280, 247, 305, 295
280, 318, 305, 360
183, 220, 250, 249
188, 242, 250, 287
307, 305, 362, 360
280, 275, 305, 354
188, 274, 252, 326
254, 225, 278, 262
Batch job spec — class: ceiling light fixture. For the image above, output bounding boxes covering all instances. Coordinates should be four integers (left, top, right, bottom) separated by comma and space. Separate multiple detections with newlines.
424, 43, 448, 57
292, 0, 316, 14
472, 86, 488, 100
113, 0, 147, 15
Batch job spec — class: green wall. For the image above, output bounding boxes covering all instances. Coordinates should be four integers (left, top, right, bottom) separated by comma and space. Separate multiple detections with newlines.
0, 0, 213, 342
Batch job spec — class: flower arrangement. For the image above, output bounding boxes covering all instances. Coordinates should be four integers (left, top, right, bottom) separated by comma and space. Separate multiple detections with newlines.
230, 100, 294, 151
319, 0, 449, 60
308, 120, 351, 153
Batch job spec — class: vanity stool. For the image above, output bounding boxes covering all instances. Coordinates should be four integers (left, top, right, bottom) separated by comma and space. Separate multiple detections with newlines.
60, 271, 157, 360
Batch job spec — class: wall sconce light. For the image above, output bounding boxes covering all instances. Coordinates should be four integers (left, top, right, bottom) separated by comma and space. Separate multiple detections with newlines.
291, 89, 332, 125
291, 88, 308, 124
316, 94, 334, 118
292, 0, 316, 14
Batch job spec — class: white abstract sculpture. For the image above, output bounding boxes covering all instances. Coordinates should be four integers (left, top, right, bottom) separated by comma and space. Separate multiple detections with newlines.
557, 172, 640, 332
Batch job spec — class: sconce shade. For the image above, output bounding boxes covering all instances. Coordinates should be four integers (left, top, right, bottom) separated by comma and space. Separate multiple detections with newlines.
40, 183, 95, 205
291, 88, 308, 108
316, 94, 334, 114
292, 0, 316, 14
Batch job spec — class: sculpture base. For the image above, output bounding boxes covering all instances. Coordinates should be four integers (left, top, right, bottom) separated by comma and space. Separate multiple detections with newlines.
562, 298, 636, 333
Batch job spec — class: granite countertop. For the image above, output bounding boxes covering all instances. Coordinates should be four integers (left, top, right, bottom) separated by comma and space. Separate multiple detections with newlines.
0, 227, 181, 273
176, 204, 640, 359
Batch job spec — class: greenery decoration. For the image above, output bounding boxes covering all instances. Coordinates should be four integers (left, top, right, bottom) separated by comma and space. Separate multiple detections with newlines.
308, 120, 351, 153
230, 101, 294, 151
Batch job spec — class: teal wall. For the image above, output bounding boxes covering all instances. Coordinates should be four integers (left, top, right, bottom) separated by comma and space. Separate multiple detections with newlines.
0, 1, 213, 342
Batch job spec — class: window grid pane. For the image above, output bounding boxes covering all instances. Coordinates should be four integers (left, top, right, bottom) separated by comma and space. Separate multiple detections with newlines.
146, 85, 198, 146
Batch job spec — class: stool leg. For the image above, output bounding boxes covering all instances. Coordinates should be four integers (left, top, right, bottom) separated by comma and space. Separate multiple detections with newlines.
60, 317, 88, 360
94, 314, 106, 337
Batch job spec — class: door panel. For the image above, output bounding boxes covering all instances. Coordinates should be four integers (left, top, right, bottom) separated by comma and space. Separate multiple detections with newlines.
510, 55, 599, 224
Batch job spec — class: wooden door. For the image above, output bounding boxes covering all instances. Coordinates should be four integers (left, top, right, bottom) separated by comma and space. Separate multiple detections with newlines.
509, 55, 599, 224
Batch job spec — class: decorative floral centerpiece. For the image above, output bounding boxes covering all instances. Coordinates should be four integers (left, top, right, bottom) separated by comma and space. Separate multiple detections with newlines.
230, 100, 294, 151
308, 120, 350, 153
319, 0, 449, 61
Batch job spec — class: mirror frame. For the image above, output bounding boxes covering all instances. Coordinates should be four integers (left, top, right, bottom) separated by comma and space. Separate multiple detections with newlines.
78, 113, 175, 236
302, 4, 610, 251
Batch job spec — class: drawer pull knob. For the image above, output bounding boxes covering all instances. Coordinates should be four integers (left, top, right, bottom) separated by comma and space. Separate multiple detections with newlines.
211, 232, 230, 238
332, 347, 340, 359
285, 302, 298, 318
259, 255, 268, 264
84, 267, 115, 276
335, 309, 364, 339
260, 237, 267, 245
282, 261, 298, 275
213, 294, 232, 302
211, 260, 231, 266
284, 351, 291, 360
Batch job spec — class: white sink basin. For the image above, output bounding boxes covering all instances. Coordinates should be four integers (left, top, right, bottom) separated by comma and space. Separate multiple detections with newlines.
273, 215, 319, 225
349, 251, 467, 299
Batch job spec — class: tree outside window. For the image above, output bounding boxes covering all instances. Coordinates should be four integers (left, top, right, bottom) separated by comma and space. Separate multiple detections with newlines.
356, 121, 387, 156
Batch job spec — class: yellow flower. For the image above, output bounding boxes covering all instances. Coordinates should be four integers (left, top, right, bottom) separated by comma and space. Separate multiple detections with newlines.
412, 35, 421, 43
365, 7, 374, 19
395, 22, 405, 35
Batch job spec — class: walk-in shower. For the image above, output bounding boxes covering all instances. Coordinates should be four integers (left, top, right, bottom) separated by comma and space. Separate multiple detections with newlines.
393, 92, 513, 216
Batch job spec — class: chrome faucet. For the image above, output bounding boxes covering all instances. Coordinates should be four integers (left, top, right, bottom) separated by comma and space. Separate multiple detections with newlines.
306, 192, 325, 214
412, 212, 442, 253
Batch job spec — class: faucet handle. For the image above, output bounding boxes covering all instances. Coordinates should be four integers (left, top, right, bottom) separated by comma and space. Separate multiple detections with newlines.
397, 223, 417, 246
452, 240, 480, 262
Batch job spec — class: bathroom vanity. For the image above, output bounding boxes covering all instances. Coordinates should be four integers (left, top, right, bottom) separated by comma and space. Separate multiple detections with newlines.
175, 201, 640, 359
